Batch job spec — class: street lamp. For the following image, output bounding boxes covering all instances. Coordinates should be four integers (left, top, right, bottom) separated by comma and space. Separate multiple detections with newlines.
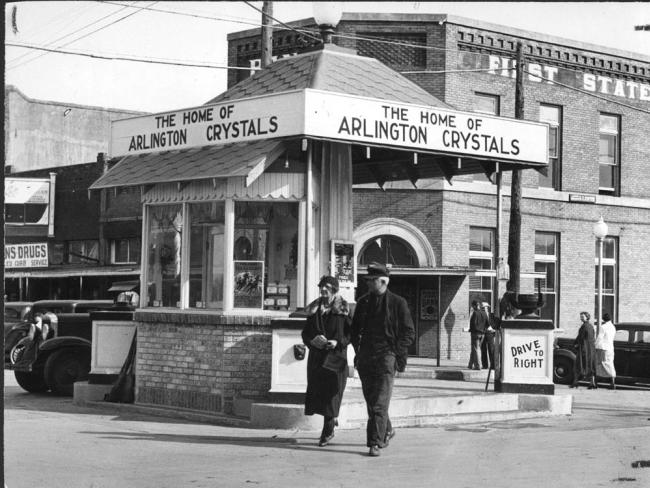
593, 216, 608, 330
313, 2, 342, 44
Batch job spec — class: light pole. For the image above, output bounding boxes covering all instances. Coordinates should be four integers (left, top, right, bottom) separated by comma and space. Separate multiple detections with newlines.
313, 2, 342, 44
593, 216, 608, 332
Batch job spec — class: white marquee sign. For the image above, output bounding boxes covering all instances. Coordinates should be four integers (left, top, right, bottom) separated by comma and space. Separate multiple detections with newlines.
111, 89, 548, 165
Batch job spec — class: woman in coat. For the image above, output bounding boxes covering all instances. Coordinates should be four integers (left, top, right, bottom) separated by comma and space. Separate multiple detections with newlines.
302, 275, 351, 447
571, 311, 597, 389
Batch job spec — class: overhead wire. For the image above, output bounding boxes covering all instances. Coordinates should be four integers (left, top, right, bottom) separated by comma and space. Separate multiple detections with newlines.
6, 1, 136, 67
242, 0, 322, 43
8, 1, 158, 72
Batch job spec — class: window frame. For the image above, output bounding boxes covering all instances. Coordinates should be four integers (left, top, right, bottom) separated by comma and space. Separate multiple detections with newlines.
534, 231, 560, 327
538, 104, 562, 190
594, 236, 618, 322
468, 226, 495, 309
598, 113, 621, 196
110, 237, 141, 265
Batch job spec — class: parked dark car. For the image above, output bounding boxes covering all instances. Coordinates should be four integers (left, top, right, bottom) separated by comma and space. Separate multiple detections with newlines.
11, 299, 120, 395
6, 300, 114, 365
4, 302, 33, 362
553, 322, 650, 385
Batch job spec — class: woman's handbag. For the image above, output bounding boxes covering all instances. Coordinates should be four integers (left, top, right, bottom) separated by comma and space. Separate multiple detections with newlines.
321, 351, 346, 372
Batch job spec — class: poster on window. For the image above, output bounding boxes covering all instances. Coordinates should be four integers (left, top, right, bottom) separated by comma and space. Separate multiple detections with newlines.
331, 240, 356, 285
233, 261, 264, 309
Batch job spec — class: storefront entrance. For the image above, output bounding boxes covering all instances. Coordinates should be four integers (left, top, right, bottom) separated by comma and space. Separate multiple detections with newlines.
355, 274, 439, 357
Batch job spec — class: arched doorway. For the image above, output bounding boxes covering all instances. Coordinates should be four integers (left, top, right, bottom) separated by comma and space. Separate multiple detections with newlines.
354, 219, 439, 357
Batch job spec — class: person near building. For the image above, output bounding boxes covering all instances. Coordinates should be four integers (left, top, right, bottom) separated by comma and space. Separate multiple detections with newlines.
468, 300, 488, 370
351, 262, 415, 457
571, 311, 597, 389
301, 275, 352, 447
480, 302, 497, 370
595, 312, 616, 390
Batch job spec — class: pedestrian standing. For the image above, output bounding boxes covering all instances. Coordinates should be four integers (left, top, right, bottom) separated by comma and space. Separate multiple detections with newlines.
480, 302, 496, 370
468, 300, 488, 370
571, 311, 597, 389
351, 263, 415, 457
302, 275, 352, 446
595, 312, 616, 390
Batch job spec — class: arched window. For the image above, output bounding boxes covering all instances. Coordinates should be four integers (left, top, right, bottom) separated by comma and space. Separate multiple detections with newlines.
359, 235, 418, 267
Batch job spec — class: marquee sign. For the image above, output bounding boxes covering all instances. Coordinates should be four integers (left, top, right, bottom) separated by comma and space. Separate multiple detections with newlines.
5, 178, 50, 204
110, 89, 549, 165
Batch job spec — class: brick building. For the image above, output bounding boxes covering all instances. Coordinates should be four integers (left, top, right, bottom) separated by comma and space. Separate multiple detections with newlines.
4, 88, 144, 300
228, 13, 650, 362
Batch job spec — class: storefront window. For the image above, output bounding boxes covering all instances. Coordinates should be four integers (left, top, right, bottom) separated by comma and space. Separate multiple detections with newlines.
234, 201, 299, 310
189, 202, 225, 309
146, 204, 182, 307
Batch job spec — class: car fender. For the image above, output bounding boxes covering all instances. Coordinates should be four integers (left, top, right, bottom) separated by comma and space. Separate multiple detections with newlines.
40, 336, 91, 353
9, 322, 32, 334
553, 348, 576, 362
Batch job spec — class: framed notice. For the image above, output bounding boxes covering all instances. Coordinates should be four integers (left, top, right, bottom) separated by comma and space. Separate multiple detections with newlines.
331, 240, 356, 285
233, 261, 264, 309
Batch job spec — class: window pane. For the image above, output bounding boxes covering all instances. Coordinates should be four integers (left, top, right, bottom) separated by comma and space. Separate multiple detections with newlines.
548, 127, 558, 158
85, 241, 99, 261
599, 114, 618, 132
599, 134, 617, 165
599, 164, 614, 189
68, 241, 84, 264
5, 204, 25, 223
603, 237, 615, 259
535, 233, 555, 255
189, 202, 225, 309
146, 204, 182, 307
115, 239, 129, 263
539, 294, 555, 321
540, 105, 559, 124
24, 204, 48, 224
470, 228, 492, 253
359, 235, 417, 266
474, 94, 498, 114
130, 237, 141, 263
235, 201, 299, 309
535, 262, 555, 291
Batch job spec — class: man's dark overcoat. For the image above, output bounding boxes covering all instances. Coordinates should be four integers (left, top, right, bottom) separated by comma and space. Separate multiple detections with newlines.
350, 289, 415, 371
301, 295, 351, 417
574, 321, 597, 381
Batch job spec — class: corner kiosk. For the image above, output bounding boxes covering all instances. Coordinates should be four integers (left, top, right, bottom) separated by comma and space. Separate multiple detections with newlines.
89, 44, 549, 415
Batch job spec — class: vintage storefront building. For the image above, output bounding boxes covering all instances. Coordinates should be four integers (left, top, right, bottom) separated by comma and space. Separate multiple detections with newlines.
228, 13, 650, 363
90, 40, 548, 413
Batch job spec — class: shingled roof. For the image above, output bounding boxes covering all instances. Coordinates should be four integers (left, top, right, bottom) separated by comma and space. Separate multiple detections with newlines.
207, 44, 451, 108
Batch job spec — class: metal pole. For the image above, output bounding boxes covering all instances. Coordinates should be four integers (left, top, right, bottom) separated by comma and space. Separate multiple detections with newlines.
437, 275, 441, 367
597, 236, 604, 334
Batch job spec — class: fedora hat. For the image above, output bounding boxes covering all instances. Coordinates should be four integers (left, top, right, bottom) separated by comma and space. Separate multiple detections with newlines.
365, 262, 390, 278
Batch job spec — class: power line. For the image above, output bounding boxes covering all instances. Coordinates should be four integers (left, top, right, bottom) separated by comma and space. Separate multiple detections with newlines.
8, 1, 158, 72
242, 0, 322, 43
5, 42, 255, 70
7, 2, 136, 67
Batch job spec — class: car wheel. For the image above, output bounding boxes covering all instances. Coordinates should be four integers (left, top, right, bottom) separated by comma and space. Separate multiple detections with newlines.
14, 370, 48, 393
44, 349, 91, 396
9, 339, 28, 365
553, 355, 574, 385
6, 330, 28, 364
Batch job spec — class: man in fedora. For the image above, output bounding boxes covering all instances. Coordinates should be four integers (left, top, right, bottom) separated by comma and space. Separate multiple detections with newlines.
351, 262, 415, 457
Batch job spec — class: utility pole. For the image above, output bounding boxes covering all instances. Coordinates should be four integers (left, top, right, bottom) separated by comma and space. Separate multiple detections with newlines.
507, 42, 525, 294
261, 1, 273, 69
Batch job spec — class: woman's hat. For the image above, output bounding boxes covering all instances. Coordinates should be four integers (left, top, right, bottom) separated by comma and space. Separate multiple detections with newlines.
318, 275, 339, 291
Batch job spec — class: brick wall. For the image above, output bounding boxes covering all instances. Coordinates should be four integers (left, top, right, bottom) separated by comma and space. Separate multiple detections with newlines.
135, 311, 273, 414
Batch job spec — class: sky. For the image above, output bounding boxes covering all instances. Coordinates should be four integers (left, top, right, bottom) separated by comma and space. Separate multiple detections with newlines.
4, 1, 650, 113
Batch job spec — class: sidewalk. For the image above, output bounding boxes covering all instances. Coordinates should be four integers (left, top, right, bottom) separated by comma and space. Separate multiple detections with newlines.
80, 359, 572, 430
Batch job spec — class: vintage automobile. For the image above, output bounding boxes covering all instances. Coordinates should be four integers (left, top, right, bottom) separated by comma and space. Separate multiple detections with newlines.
553, 322, 650, 386
11, 297, 130, 396
6, 299, 114, 365
4, 301, 33, 363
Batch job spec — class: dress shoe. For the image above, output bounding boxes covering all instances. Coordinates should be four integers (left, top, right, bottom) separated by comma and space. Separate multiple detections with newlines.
369, 445, 381, 457
318, 433, 334, 447
384, 429, 396, 447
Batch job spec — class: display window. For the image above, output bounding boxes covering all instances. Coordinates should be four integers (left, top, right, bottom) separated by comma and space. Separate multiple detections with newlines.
189, 202, 225, 309
146, 204, 182, 307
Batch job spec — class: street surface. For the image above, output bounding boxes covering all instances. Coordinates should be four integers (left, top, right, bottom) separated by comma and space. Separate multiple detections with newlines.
4, 369, 650, 488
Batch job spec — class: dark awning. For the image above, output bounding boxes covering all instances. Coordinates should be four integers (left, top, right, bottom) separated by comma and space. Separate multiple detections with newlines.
90, 139, 286, 190
108, 280, 140, 292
